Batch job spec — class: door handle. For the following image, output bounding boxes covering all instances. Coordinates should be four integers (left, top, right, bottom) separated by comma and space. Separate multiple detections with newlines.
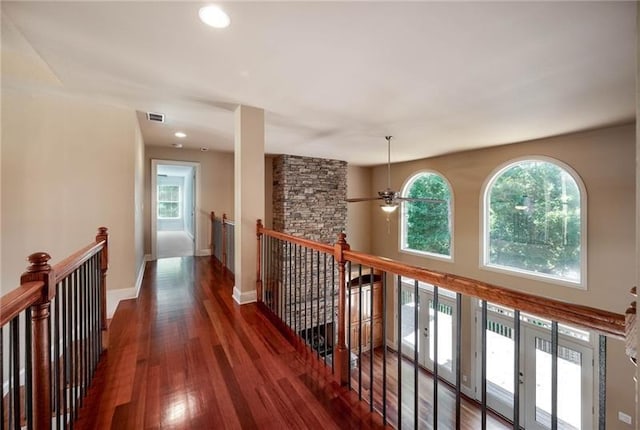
423, 327, 428, 337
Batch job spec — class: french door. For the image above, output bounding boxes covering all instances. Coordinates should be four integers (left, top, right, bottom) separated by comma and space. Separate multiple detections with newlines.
477, 303, 593, 429
398, 280, 457, 383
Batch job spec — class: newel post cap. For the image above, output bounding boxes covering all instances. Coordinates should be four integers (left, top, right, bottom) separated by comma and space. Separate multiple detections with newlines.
26, 252, 52, 273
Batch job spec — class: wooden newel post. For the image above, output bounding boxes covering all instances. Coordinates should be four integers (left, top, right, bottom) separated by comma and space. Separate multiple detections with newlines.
333, 232, 351, 385
96, 227, 109, 347
256, 219, 263, 303
222, 213, 228, 270
213, 211, 217, 256
21, 252, 54, 430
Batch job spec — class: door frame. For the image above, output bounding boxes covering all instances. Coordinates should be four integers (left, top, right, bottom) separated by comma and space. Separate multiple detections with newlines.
151, 159, 202, 260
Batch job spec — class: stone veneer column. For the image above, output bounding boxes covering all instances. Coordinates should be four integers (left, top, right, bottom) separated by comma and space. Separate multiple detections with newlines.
233, 105, 265, 304
272, 155, 347, 331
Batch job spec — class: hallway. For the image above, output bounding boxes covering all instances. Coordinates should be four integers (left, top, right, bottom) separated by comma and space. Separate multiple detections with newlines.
76, 256, 384, 429
157, 230, 194, 258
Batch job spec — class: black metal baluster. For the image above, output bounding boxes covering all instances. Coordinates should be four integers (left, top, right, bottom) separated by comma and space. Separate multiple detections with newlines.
63, 278, 69, 430
455, 293, 462, 430
316, 250, 321, 360
304, 247, 308, 343
513, 310, 521, 430
347, 261, 352, 391
81, 264, 87, 403
323, 253, 328, 365
433, 286, 439, 428
265, 237, 270, 310
481, 300, 487, 430
10, 317, 20, 430
287, 242, 292, 329
1, 326, 4, 430
396, 275, 402, 429
382, 273, 387, 425
598, 335, 606, 430
305, 249, 314, 347
331, 257, 335, 373
73, 269, 79, 421
368, 267, 374, 412
25, 307, 33, 430
358, 265, 363, 400
54, 283, 61, 430
551, 321, 558, 430
413, 279, 418, 428
293, 244, 298, 336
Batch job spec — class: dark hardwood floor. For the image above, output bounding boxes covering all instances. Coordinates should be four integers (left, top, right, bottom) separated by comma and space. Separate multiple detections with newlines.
75, 256, 385, 429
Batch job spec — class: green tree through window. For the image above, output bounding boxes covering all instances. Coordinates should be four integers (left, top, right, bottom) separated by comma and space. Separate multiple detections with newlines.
158, 185, 181, 219
486, 160, 582, 283
402, 172, 451, 257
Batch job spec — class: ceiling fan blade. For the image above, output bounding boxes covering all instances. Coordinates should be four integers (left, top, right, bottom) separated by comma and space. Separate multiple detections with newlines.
346, 196, 383, 202
396, 197, 447, 204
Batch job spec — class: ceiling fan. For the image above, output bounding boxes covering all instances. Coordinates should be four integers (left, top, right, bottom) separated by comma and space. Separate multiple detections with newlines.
346, 136, 444, 213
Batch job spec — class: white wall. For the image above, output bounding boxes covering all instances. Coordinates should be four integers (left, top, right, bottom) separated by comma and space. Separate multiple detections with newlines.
1, 88, 141, 296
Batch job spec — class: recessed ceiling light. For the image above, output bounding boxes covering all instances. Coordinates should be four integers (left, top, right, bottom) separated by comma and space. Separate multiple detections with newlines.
200, 147, 209, 152
199, 5, 230, 29
172, 143, 183, 149
174, 132, 187, 138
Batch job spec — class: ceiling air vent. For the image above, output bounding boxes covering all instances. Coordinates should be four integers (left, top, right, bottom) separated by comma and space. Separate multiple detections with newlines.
146, 112, 165, 123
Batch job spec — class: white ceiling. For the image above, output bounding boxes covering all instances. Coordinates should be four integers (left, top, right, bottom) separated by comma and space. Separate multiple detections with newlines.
1, 1, 636, 166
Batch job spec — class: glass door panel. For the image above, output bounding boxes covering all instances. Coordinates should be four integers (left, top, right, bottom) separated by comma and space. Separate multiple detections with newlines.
427, 299, 456, 382
525, 332, 591, 430
481, 314, 518, 420
400, 287, 420, 358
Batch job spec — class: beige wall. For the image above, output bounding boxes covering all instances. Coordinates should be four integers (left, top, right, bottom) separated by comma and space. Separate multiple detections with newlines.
134, 123, 145, 275
346, 165, 372, 252
370, 123, 636, 427
1, 89, 140, 294
143, 146, 234, 256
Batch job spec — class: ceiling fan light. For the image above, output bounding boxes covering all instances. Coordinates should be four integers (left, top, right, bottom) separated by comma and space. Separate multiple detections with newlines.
381, 203, 398, 213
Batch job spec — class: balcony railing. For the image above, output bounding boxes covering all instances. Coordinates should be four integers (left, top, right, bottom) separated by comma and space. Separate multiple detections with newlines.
1, 228, 109, 430
256, 220, 629, 429
211, 211, 235, 274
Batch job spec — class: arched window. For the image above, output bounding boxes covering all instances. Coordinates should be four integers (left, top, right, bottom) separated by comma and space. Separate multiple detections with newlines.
401, 171, 452, 259
483, 158, 586, 287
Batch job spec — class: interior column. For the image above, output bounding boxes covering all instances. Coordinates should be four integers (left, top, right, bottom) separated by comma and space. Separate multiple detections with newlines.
233, 105, 265, 304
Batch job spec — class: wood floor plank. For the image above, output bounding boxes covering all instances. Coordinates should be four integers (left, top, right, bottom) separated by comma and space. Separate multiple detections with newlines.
75, 255, 499, 429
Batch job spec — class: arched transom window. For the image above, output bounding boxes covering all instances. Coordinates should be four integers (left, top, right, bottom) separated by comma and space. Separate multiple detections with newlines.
483, 158, 585, 287
401, 171, 452, 259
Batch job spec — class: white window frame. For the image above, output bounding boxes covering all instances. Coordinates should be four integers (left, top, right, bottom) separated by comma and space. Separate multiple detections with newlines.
480, 156, 587, 289
399, 169, 454, 262
157, 184, 182, 220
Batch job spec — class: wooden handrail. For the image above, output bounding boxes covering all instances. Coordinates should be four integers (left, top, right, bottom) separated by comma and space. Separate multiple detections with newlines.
53, 240, 105, 284
0, 281, 45, 326
345, 248, 625, 338
257, 224, 334, 255
256, 224, 625, 339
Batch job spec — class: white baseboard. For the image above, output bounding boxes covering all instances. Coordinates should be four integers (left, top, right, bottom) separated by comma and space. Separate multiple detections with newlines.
106, 259, 146, 318
233, 286, 256, 305
195, 248, 212, 257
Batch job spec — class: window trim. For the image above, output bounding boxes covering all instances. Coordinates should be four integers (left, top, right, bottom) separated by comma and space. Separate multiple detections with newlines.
399, 169, 454, 262
157, 184, 182, 220
480, 156, 587, 289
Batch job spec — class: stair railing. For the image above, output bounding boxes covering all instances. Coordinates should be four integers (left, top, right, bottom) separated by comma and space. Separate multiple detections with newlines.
1, 227, 109, 430
211, 212, 235, 275
256, 220, 628, 430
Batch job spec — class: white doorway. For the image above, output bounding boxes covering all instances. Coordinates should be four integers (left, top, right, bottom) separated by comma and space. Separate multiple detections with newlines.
151, 160, 201, 260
